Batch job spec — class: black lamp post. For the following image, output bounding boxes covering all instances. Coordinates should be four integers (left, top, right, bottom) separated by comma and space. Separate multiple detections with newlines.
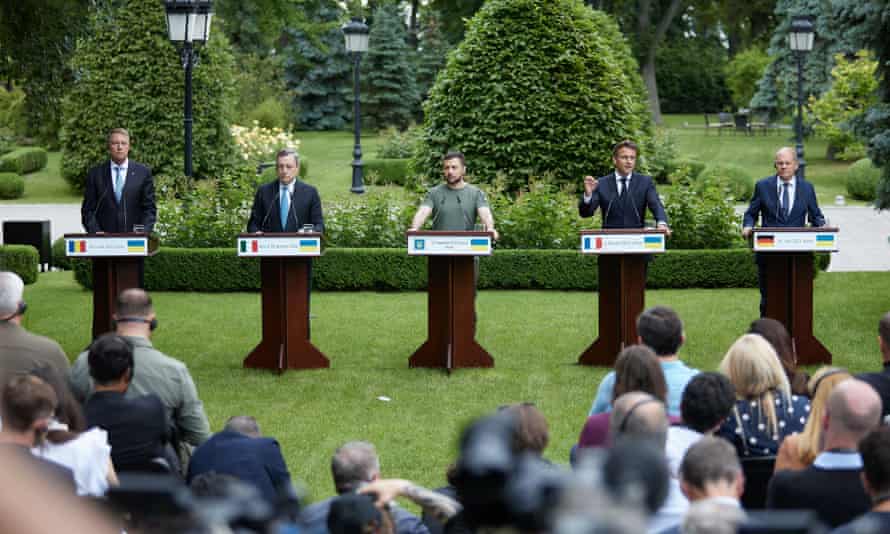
342, 17, 370, 194
788, 15, 815, 180
164, 0, 213, 178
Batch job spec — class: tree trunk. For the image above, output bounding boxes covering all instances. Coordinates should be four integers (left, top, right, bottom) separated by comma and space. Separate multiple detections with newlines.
641, 55, 662, 124
636, 0, 684, 125
408, 0, 419, 48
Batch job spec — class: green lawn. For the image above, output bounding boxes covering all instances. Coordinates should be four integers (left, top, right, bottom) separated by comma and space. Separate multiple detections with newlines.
21, 270, 890, 502
2, 152, 81, 204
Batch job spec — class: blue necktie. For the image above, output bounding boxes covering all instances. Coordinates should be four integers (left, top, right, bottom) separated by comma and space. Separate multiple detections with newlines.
781, 182, 790, 219
280, 187, 289, 229
114, 166, 123, 203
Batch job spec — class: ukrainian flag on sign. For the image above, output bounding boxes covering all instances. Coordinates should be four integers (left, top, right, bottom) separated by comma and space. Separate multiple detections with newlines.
299, 239, 319, 252
470, 238, 489, 252
644, 236, 663, 249
816, 234, 835, 247
127, 240, 145, 253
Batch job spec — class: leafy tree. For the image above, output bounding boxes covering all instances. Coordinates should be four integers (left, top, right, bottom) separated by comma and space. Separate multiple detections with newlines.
415, 10, 452, 110
61, 0, 237, 192
724, 46, 772, 109
426, 0, 486, 44
414, 0, 653, 192
361, 3, 420, 129
656, 34, 731, 113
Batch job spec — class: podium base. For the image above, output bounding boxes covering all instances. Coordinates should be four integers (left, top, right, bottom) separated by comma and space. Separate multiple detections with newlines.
244, 339, 329, 373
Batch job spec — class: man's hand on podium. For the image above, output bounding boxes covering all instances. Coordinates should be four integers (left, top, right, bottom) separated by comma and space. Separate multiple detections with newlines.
657, 223, 671, 238
741, 227, 753, 239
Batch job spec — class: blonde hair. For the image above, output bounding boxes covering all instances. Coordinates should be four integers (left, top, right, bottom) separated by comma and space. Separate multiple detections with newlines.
795, 367, 851, 465
719, 334, 791, 436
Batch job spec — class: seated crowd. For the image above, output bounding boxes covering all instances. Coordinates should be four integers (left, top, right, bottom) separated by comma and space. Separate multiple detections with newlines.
3, 267, 890, 533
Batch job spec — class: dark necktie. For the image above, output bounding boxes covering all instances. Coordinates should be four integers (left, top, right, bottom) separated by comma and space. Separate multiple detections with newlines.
781, 182, 790, 218
619, 177, 628, 198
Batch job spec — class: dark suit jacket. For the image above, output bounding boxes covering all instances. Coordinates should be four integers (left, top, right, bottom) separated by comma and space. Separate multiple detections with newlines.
81, 160, 156, 233
766, 464, 869, 528
858, 362, 890, 420
187, 430, 291, 504
247, 179, 324, 233
85, 390, 170, 471
743, 176, 826, 229
578, 172, 668, 228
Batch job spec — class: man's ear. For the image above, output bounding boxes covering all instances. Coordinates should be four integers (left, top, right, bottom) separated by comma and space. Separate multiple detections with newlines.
735, 472, 746, 499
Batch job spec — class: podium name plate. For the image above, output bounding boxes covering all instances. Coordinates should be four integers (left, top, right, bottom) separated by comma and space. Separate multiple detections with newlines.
580, 232, 665, 254
753, 229, 838, 252
407, 233, 492, 256
238, 235, 321, 257
66, 236, 149, 257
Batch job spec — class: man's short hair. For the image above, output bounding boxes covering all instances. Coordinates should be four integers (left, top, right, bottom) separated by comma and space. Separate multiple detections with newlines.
107, 128, 130, 143
859, 426, 890, 494
1, 375, 57, 432
443, 151, 465, 166
276, 148, 300, 165
88, 333, 134, 386
610, 392, 669, 449
331, 441, 380, 494
680, 436, 741, 489
116, 289, 153, 318
879, 311, 890, 348
680, 372, 736, 433
828, 378, 882, 439
225, 415, 261, 437
601, 438, 670, 515
0, 271, 25, 317
637, 306, 684, 356
612, 140, 639, 157
775, 146, 797, 163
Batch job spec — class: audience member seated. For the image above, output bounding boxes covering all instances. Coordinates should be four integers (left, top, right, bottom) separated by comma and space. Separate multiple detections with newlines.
767, 378, 881, 528
657, 437, 746, 534
774, 367, 851, 472
0, 271, 69, 386
749, 318, 809, 396
716, 334, 810, 457
579, 346, 668, 449
359, 479, 462, 532
70, 289, 211, 460
327, 492, 390, 534
589, 306, 699, 418
498, 402, 550, 456
299, 441, 429, 534
83, 333, 173, 473
832, 426, 890, 534
0, 375, 75, 491
665, 372, 735, 477
188, 415, 292, 505
29, 365, 116, 496
857, 311, 890, 421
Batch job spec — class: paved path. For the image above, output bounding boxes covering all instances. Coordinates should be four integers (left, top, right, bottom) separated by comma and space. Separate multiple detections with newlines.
2, 203, 890, 272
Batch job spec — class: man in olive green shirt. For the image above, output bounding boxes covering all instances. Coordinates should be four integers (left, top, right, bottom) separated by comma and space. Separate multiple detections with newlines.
408, 151, 498, 238
69, 289, 210, 452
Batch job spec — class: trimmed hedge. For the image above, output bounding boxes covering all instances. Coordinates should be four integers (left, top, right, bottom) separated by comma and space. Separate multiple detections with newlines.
0, 172, 25, 199
51, 237, 73, 271
846, 158, 880, 201
364, 159, 410, 186
72, 247, 831, 292
0, 147, 48, 174
0, 245, 39, 284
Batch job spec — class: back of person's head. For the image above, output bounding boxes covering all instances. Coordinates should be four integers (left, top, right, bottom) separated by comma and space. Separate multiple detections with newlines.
827, 378, 882, 441
681, 499, 746, 534
498, 402, 549, 455
1, 375, 57, 434
332, 441, 380, 494
0, 271, 25, 318
28, 365, 86, 439
87, 333, 134, 386
795, 367, 851, 465
679, 437, 742, 492
601, 438, 670, 516
190, 471, 246, 498
720, 334, 790, 437
879, 311, 890, 353
327, 493, 387, 534
116, 289, 153, 318
636, 306, 683, 357
611, 345, 668, 404
749, 317, 798, 377
680, 372, 736, 433
609, 392, 668, 449
859, 426, 890, 496
224, 415, 261, 438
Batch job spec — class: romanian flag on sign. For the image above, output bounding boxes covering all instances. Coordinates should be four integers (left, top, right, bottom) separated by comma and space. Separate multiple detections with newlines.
127, 240, 145, 253
756, 234, 775, 248
299, 239, 319, 252
816, 234, 835, 247
470, 238, 489, 252
68, 240, 87, 253
644, 236, 663, 249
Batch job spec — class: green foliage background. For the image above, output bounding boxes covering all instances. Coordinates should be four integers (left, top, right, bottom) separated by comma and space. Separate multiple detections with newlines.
414, 0, 653, 192
60, 0, 237, 192
724, 47, 772, 110
655, 35, 732, 113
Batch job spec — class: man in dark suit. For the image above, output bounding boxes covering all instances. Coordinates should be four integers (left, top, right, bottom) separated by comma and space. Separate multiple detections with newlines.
858, 311, 890, 421
81, 128, 156, 234
578, 140, 670, 232
742, 147, 826, 316
247, 148, 323, 233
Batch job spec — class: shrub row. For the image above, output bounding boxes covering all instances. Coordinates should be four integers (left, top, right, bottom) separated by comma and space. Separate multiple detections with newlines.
0, 172, 24, 199
0, 245, 39, 284
71, 247, 831, 292
364, 159, 410, 186
0, 147, 48, 174
846, 158, 880, 201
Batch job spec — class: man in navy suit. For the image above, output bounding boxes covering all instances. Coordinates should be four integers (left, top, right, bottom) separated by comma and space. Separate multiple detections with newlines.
81, 128, 156, 234
247, 148, 324, 233
742, 147, 826, 316
578, 140, 670, 232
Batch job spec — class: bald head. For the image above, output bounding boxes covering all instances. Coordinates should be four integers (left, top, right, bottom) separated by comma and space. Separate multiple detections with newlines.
826, 379, 882, 442
610, 392, 669, 449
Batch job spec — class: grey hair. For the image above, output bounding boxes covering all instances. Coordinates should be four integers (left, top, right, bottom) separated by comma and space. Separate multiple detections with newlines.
331, 441, 380, 494
0, 271, 25, 316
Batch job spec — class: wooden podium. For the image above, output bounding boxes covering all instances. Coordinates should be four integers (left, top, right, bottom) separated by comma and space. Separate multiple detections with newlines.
65, 233, 157, 339
238, 233, 329, 372
577, 229, 667, 366
753, 227, 839, 365
407, 231, 494, 371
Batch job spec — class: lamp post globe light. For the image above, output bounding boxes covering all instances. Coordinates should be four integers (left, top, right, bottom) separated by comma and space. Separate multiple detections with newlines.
788, 15, 815, 180
342, 17, 370, 194
164, 0, 213, 178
